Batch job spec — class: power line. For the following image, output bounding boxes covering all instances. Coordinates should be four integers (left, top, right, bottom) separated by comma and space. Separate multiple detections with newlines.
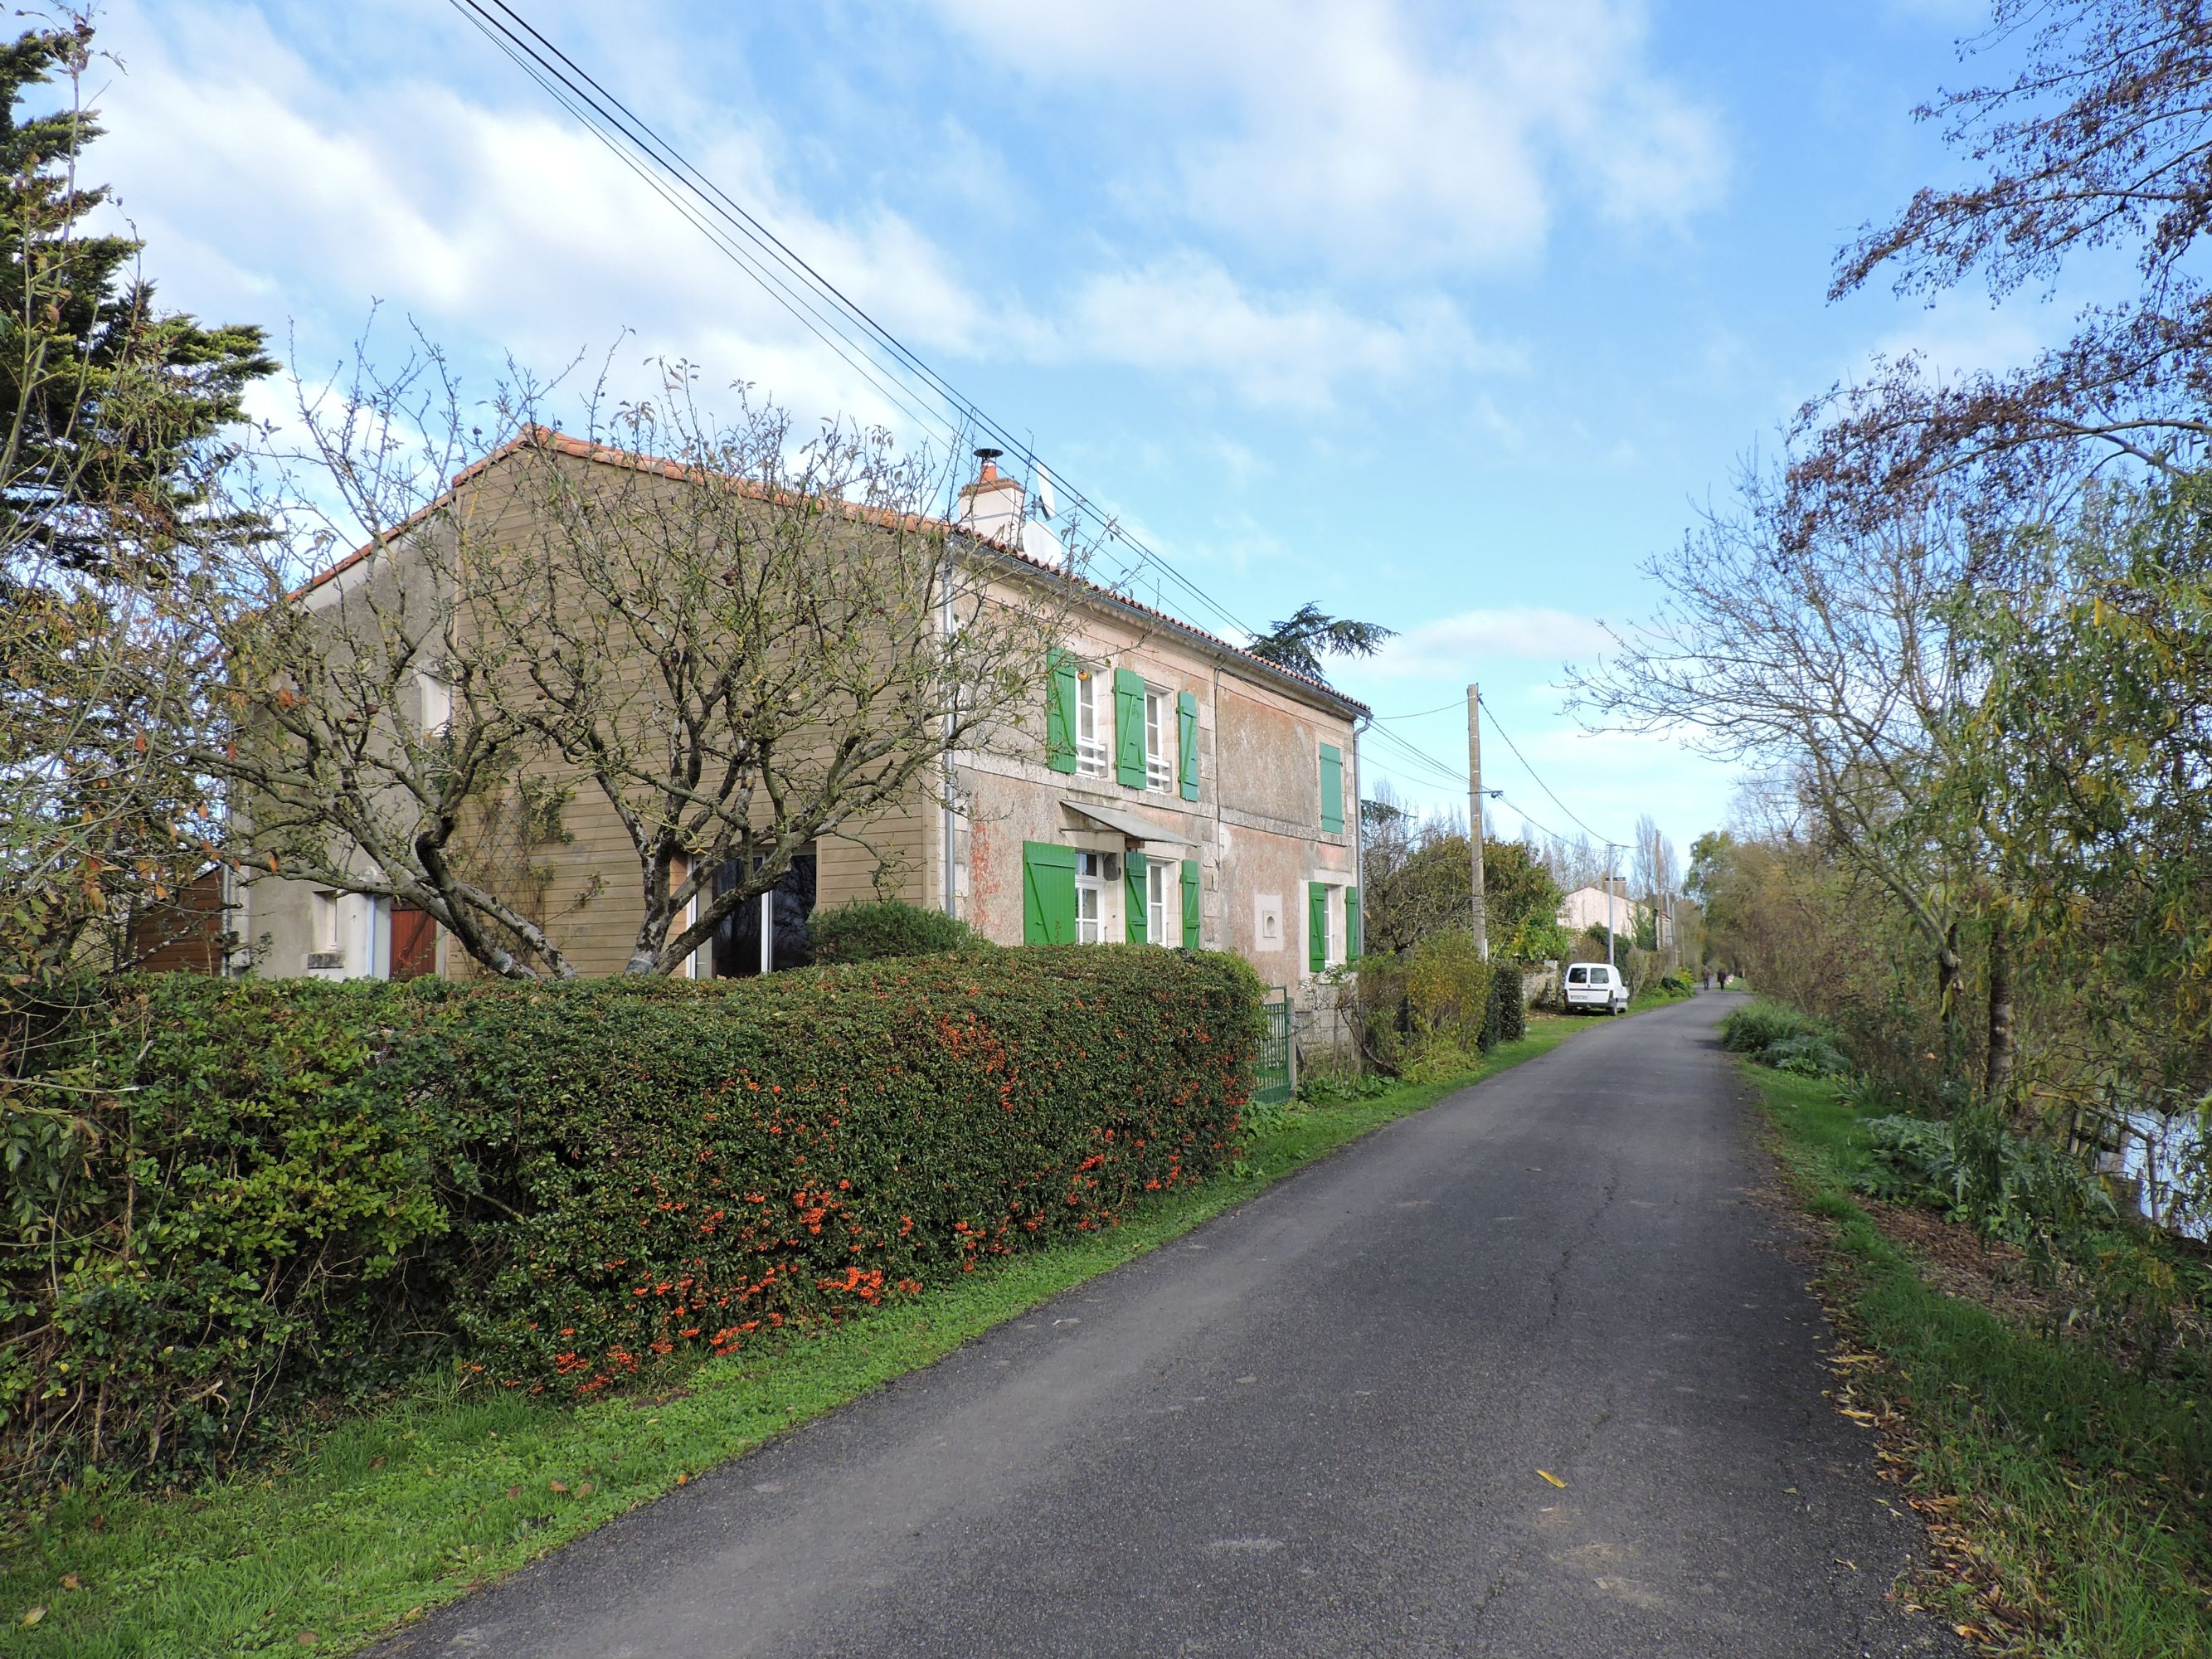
450, 3, 959, 446
1371, 697, 1466, 722
448, 0, 1270, 649
1490, 790, 1571, 846
1364, 722, 1469, 792
1475, 693, 1623, 847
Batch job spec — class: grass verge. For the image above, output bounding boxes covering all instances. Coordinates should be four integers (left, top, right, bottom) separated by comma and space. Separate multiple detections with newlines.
1745, 1062, 2212, 1657
1, 1016, 1585, 1657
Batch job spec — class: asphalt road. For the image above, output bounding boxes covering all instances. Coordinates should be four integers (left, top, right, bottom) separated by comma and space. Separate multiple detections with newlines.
381, 993, 1955, 1658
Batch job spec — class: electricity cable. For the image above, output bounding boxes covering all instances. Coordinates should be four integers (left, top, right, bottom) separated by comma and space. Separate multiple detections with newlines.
450, 0, 1266, 647
1475, 692, 1623, 847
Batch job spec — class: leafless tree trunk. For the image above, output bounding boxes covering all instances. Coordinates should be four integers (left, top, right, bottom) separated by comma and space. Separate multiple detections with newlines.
214, 334, 1076, 977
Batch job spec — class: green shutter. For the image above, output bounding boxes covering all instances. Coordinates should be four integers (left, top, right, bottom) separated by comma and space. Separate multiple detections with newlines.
1308, 882, 1329, 974
1319, 743, 1344, 834
1045, 649, 1078, 774
1114, 668, 1146, 788
1125, 850, 1148, 944
1177, 690, 1199, 801
1181, 858, 1201, 947
1022, 841, 1078, 944
1345, 885, 1361, 960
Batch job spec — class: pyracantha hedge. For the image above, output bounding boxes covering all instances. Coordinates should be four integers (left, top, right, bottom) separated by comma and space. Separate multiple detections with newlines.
0, 946, 1262, 1491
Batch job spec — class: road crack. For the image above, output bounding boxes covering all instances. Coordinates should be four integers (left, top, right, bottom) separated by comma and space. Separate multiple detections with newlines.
1544, 1163, 1622, 1322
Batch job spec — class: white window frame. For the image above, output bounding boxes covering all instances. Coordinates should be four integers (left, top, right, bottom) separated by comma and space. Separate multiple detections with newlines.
1074, 667, 1108, 778
311, 890, 339, 955
1304, 877, 1351, 978
1145, 859, 1173, 946
1075, 852, 1106, 944
1143, 688, 1173, 792
418, 673, 454, 737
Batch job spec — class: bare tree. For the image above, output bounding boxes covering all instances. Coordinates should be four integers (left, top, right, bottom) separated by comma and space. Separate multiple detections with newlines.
1810, 1, 2212, 503
216, 341, 1071, 977
1568, 460, 2043, 1092
1630, 814, 1678, 903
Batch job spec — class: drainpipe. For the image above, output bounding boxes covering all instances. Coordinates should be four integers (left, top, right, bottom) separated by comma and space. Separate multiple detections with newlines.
941, 542, 959, 920
1211, 659, 1224, 949
1351, 712, 1369, 959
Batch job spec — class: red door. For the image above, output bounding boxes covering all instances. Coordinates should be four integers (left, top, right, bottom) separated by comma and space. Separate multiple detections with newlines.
391, 906, 438, 980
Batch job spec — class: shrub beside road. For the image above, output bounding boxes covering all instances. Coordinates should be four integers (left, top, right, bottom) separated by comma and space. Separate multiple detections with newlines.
0, 1014, 1584, 1657
1738, 1004, 2212, 1658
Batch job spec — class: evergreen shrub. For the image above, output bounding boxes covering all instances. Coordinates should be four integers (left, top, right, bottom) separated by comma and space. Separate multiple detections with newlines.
0, 947, 1259, 1492
1481, 960, 1527, 1048
1716, 999, 1830, 1055
806, 899, 988, 964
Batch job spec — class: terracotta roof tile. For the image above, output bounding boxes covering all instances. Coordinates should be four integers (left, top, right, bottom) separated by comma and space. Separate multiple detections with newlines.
305, 427, 1369, 718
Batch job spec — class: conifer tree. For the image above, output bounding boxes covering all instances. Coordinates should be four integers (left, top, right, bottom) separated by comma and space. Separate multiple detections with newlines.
0, 16, 272, 572
0, 12, 275, 978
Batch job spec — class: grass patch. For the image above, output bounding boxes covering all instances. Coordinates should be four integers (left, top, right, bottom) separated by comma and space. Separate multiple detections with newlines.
0, 1017, 1584, 1657
1746, 1063, 2212, 1657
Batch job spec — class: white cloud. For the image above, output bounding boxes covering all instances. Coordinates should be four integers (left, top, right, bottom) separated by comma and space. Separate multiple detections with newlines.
920, 0, 1727, 274
1037, 255, 1512, 409
1363, 606, 1617, 678
93, 1, 1524, 433
92, 0, 994, 443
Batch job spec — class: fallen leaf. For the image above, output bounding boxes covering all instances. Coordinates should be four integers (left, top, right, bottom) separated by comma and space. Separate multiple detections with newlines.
22, 1605, 44, 1627
547, 1480, 568, 1494
299, 1633, 319, 1647
576, 1481, 595, 1497
505, 1486, 522, 1501
1537, 1469, 1567, 1489
59, 1574, 80, 1591
677, 1472, 690, 1486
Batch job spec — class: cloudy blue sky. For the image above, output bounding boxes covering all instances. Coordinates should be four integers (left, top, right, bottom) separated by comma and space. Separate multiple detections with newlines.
90, 0, 2054, 863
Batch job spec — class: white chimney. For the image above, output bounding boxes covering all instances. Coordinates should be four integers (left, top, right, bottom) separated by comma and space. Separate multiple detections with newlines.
955, 448, 1025, 547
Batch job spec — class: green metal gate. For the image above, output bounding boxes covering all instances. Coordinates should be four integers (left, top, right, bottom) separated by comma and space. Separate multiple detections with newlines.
1255, 990, 1294, 1107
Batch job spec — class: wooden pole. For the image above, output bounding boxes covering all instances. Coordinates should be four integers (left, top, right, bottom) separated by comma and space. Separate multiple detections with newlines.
1467, 684, 1489, 961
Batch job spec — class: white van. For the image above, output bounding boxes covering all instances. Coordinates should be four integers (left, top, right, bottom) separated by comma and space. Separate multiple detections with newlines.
1563, 962, 1628, 1015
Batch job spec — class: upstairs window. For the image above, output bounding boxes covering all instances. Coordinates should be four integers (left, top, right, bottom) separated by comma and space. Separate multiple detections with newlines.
1075, 667, 1109, 777
1144, 688, 1174, 792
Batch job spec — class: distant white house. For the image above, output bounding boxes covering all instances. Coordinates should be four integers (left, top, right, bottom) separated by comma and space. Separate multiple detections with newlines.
1558, 878, 1669, 950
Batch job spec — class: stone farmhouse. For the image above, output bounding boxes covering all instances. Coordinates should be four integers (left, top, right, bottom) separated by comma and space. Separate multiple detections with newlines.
226, 439, 1370, 1040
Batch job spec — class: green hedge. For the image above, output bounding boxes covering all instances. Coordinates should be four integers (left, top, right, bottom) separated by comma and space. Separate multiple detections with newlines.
0, 947, 1260, 1494
806, 899, 988, 964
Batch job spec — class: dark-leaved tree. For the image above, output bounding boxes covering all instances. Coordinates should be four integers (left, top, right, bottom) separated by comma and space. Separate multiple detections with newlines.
0, 14, 275, 978
1247, 603, 1394, 684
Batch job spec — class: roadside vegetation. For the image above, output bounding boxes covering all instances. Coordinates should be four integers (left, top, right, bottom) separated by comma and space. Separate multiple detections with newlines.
0, 1016, 1581, 1657
1627, 967, 1695, 1013
1563, 9, 2212, 1643
1734, 1010, 2212, 1657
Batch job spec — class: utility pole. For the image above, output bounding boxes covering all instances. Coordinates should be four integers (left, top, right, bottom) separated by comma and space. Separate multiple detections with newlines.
1606, 844, 1619, 972
1466, 684, 1488, 961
